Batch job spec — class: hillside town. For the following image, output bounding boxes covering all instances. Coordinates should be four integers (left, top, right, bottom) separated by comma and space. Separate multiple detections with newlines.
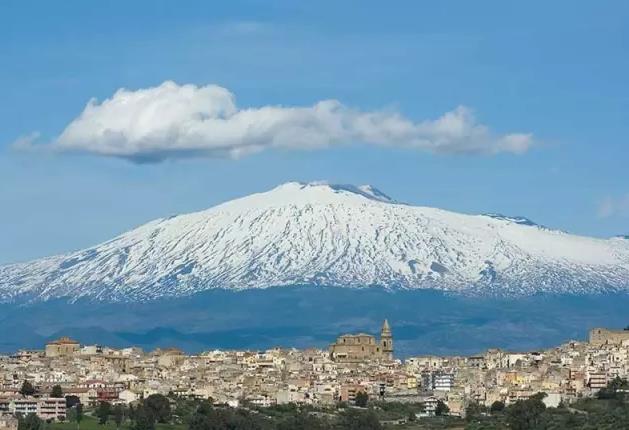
1, 322, 629, 428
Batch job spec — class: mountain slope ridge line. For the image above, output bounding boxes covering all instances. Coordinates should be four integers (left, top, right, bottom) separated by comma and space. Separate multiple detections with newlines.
1, 181, 628, 303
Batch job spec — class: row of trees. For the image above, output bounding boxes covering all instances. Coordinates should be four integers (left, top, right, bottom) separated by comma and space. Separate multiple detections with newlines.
465, 379, 629, 430
86, 394, 456, 430
188, 401, 386, 430
95, 402, 125, 428
87, 394, 172, 430
18, 381, 64, 398
84, 396, 386, 430
24, 391, 399, 430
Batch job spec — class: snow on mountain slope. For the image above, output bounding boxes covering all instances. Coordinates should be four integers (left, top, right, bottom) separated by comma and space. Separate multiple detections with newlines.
1, 182, 628, 302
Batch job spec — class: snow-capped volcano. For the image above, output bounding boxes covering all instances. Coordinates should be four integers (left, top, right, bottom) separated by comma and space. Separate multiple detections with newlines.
1, 182, 628, 302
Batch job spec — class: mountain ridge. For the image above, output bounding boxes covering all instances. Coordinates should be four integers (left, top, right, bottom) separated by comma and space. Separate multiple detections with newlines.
1, 181, 628, 303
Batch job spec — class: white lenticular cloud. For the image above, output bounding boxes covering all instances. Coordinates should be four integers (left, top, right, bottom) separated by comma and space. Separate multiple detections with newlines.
42, 81, 534, 162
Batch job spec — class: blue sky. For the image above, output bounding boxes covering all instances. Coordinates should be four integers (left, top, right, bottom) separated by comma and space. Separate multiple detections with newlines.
1, 0, 628, 264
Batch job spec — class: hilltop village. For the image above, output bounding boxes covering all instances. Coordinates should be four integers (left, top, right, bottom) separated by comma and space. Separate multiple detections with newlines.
1, 323, 629, 426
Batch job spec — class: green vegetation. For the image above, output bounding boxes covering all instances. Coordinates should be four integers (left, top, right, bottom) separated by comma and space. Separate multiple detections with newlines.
489, 401, 505, 414
19, 380, 36, 397
596, 376, 629, 400
464, 381, 629, 430
49, 415, 183, 430
435, 401, 450, 417
369, 401, 424, 422
51, 385, 64, 398
133, 405, 157, 430
44, 381, 629, 430
18, 414, 43, 430
96, 402, 112, 425
336, 408, 382, 430
354, 391, 369, 408
46, 398, 458, 430
144, 395, 171, 424
112, 405, 125, 430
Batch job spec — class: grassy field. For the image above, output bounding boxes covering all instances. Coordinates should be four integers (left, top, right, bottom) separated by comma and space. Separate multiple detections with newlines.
45, 408, 465, 430
383, 417, 466, 430
47, 415, 185, 430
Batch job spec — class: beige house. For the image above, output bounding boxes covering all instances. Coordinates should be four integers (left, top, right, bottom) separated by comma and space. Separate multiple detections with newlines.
118, 389, 141, 404
0, 416, 18, 430
6, 397, 66, 421
339, 384, 368, 402
589, 328, 629, 346
37, 398, 66, 421
157, 349, 186, 368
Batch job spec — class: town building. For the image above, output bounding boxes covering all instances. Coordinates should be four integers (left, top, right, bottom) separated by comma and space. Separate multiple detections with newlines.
45, 337, 80, 358
2, 397, 65, 421
0, 416, 18, 430
421, 371, 454, 391
36, 398, 66, 421
0, 325, 627, 421
329, 320, 394, 362
589, 328, 629, 345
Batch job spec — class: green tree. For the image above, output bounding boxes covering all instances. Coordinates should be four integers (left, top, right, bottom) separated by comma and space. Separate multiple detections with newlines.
73, 404, 84, 430
19, 380, 36, 397
354, 391, 369, 408
128, 404, 136, 421
134, 405, 155, 430
337, 409, 382, 430
113, 404, 125, 430
96, 401, 112, 425
144, 393, 171, 423
435, 400, 450, 416
597, 376, 629, 400
465, 401, 486, 421
66, 395, 81, 409
277, 411, 330, 430
489, 400, 505, 414
188, 412, 212, 430
189, 404, 271, 430
506, 393, 547, 430
51, 384, 64, 398
18, 414, 42, 430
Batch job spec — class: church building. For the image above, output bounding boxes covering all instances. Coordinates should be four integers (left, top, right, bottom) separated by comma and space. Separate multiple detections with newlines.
45, 337, 80, 358
329, 320, 394, 362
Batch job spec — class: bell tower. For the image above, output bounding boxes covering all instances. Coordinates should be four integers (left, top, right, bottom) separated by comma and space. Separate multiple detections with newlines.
380, 319, 393, 360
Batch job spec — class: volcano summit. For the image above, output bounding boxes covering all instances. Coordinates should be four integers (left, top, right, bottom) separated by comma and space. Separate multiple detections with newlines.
1, 182, 628, 303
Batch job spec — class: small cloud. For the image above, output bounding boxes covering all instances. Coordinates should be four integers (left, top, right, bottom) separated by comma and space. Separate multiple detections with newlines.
11, 132, 41, 151
598, 194, 629, 218
26, 81, 537, 163
215, 21, 271, 36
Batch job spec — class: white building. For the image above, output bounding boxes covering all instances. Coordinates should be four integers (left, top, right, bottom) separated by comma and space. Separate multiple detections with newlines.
433, 373, 454, 391
118, 389, 141, 404
7, 397, 66, 421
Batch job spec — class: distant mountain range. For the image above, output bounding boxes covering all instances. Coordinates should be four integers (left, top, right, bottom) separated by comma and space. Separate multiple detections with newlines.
1, 181, 628, 303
